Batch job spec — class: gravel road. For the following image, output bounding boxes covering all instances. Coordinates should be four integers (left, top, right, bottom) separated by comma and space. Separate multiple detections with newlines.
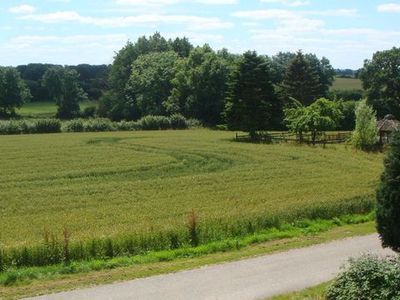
27, 234, 393, 300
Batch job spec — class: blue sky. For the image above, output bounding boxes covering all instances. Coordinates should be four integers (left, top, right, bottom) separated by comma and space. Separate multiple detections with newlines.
1, 0, 400, 68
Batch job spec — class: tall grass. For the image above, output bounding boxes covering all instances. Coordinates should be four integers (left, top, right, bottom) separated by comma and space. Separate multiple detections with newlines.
0, 199, 374, 271
0, 114, 193, 135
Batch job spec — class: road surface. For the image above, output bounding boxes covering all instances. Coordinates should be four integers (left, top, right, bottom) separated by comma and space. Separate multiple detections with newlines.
28, 234, 393, 300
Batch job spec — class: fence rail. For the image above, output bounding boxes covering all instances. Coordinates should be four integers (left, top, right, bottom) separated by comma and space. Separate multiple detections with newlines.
236, 132, 351, 145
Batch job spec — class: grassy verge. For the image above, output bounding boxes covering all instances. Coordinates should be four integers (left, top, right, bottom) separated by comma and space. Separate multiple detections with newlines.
0, 215, 375, 299
270, 282, 330, 300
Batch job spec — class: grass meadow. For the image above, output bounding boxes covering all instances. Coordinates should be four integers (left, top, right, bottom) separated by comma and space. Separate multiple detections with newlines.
331, 77, 363, 91
16, 101, 97, 119
0, 129, 382, 250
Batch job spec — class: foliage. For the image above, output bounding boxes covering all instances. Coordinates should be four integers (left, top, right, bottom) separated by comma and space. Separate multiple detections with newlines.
137, 115, 171, 130
0, 214, 373, 276
0, 67, 31, 116
169, 113, 189, 129
327, 255, 400, 300
34, 119, 61, 133
224, 51, 277, 136
360, 47, 400, 119
351, 100, 378, 150
284, 98, 343, 144
338, 100, 357, 131
282, 51, 323, 106
376, 130, 400, 251
102, 33, 193, 121
165, 45, 232, 126
125, 51, 180, 118
42, 67, 88, 119
329, 89, 364, 101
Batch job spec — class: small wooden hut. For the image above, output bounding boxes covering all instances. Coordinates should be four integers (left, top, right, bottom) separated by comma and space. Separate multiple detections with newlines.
377, 114, 400, 144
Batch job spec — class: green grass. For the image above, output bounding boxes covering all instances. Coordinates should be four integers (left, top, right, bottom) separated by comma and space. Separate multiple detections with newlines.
0, 130, 382, 250
0, 220, 375, 299
16, 101, 97, 118
270, 282, 329, 299
331, 77, 363, 91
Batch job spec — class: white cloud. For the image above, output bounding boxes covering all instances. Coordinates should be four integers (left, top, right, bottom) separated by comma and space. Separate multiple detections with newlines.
195, 0, 238, 4
9, 4, 36, 14
378, 3, 400, 13
116, 0, 180, 5
20, 11, 233, 30
260, 0, 311, 7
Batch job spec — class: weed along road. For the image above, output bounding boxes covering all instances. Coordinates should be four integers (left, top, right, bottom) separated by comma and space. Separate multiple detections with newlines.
28, 234, 393, 300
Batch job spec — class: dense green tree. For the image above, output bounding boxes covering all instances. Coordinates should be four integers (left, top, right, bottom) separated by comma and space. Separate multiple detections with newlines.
338, 100, 357, 131
165, 46, 231, 126
306, 55, 335, 97
0, 67, 31, 116
284, 98, 342, 144
224, 51, 277, 137
376, 130, 400, 251
351, 100, 377, 150
125, 51, 180, 118
282, 51, 322, 105
169, 37, 193, 58
70, 64, 109, 100
100, 33, 191, 120
42, 67, 87, 119
270, 52, 296, 84
360, 47, 400, 119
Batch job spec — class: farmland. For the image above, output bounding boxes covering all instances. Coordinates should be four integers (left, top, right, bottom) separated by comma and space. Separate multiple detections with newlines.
0, 129, 382, 250
16, 101, 97, 119
331, 77, 363, 91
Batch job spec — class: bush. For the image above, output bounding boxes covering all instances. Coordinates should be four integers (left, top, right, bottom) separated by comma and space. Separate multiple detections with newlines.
62, 119, 84, 132
327, 255, 400, 300
352, 100, 377, 150
376, 130, 400, 251
169, 114, 188, 130
34, 119, 61, 134
115, 120, 140, 131
138, 115, 171, 130
81, 106, 97, 118
83, 118, 115, 132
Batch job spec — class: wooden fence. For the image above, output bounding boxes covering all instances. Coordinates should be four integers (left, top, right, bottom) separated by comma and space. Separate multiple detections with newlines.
235, 132, 351, 145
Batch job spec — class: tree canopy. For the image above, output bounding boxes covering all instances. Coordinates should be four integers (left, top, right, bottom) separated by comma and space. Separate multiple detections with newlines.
42, 67, 87, 119
224, 51, 277, 136
0, 67, 31, 116
360, 47, 400, 119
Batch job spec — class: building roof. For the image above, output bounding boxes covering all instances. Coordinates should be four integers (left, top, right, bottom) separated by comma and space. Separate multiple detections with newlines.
378, 115, 400, 132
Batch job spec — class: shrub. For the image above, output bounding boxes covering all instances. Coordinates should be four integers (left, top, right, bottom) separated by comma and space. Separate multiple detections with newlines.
187, 118, 202, 129
169, 114, 188, 130
62, 119, 84, 132
376, 130, 400, 251
81, 106, 97, 118
115, 120, 140, 131
138, 115, 171, 130
34, 119, 61, 134
327, 255, 400, 300
352, 100, 377, 150
83, 118, 115, 132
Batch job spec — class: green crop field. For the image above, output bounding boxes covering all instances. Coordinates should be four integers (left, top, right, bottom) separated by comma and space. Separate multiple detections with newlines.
16, 101, 97, 118
0, 130, 382, 250
331, 77, 363, 91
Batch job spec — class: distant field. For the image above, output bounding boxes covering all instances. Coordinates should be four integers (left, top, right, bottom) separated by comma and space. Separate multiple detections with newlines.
331, 77, 363, 91
17, 101, 97, 118
0, 130, 382, 248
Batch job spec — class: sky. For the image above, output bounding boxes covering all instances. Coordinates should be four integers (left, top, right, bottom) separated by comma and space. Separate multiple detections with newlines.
1, 0, 400, 69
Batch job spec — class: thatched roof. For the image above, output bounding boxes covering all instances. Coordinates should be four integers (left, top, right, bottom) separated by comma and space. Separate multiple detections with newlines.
378, 115, 400, 132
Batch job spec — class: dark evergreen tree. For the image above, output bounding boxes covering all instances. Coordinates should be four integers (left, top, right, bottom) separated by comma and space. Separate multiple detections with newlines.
282, 51, 322, 105
376, 130, 400, 251
224, 51, 277, 137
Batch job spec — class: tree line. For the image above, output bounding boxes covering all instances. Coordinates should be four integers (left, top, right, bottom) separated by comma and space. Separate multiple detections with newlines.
1, 33, 400, 134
